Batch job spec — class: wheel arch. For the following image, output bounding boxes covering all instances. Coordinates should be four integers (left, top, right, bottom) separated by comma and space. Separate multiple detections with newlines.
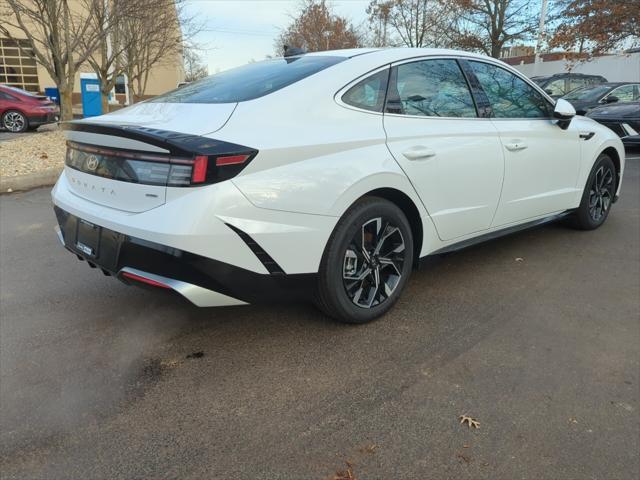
357, 187, 423, 266
601, 146, 622, 192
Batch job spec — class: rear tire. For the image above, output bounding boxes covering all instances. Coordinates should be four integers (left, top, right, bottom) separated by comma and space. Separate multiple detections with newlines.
2, 110, 28, 133
316, 197, 414, 324
573, 153, 616, 230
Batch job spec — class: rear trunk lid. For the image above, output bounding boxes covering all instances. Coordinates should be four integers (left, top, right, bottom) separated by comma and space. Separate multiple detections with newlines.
62, 108, 254, 214
82, 102, 237, 136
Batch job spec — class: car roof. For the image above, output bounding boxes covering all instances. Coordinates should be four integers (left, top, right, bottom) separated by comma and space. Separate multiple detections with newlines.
531, 73, 604, 80
300, 47, 497, 63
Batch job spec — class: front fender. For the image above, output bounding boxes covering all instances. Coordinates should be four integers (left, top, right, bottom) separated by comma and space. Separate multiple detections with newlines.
571, 116, 626, 205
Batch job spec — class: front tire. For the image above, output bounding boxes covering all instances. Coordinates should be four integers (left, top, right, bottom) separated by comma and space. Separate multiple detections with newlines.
573, 153, 616, 230
316, 197, 414, 324
2, 110, 29, 133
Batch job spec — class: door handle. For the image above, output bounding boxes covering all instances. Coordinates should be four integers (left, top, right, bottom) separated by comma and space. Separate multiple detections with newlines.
504, 141, 528, 152
402, 147, 436, 161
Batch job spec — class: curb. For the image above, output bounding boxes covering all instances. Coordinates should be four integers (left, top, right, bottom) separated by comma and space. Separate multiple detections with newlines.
1, 168, 62, 194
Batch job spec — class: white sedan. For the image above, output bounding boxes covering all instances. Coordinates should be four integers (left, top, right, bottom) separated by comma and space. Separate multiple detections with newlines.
52, 48, 625, 323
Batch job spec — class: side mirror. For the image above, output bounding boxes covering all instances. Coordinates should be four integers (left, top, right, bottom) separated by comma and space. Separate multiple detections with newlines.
544, 89, 554, 96
554, 98, 576, 130
604, 95, 619, 104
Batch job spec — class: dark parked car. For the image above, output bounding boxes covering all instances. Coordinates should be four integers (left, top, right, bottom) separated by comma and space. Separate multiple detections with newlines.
562, 82, 640, 115
587, 101, 640, 148
531, 73, 607, 98
0, 84, 60, 132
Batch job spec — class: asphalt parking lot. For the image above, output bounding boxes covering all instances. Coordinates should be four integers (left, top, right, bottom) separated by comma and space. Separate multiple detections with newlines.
1, 157, 638, 480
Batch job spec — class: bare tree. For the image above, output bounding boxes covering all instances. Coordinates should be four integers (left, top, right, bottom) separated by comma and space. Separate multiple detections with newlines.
450, 0, 538, 58
119, 0, 202, 103
366, 0, 456, 48
0, 0, 114, 120
183, 46, 209, 83
82, 0, 140, 113
276, 0, 362, 54
366, 0, 392, 47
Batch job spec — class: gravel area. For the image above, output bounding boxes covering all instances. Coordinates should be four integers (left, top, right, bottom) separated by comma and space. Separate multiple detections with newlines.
0, 128, 66, 177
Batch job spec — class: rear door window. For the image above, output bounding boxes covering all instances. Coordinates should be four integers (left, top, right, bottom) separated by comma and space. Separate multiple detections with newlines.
151, 56, 345, 104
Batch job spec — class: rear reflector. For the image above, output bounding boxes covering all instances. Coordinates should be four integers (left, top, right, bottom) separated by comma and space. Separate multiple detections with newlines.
121, 271, 171, 289
216, 154, 250, 166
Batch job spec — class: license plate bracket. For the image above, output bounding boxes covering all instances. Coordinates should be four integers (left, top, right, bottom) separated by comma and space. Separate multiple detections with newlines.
76, 219, 101, 257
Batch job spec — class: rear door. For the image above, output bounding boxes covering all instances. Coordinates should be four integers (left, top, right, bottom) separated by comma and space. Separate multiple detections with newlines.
383, 58, 504, 241
465, 60, 581, 226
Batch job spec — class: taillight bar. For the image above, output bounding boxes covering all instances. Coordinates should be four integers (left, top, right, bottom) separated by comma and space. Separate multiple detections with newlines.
65, 141, 256, 187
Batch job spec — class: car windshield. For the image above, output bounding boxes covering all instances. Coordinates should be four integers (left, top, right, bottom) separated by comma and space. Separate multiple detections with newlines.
563, 84, 611, 101
151, 56, 345, 104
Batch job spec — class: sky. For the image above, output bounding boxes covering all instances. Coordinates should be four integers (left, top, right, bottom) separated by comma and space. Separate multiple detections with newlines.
184, 0, 370, 73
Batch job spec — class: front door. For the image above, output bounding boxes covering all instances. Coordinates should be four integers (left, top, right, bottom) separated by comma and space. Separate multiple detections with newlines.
383, 58, 504, 241
466, 60, 581, 226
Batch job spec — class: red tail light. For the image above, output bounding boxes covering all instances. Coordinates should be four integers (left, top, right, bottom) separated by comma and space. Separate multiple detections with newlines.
216, 154, 250, 166
191, 155, 209, 183
66, 141, 257, 187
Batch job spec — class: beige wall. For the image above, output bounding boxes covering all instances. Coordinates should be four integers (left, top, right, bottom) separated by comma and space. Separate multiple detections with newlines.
0, 0, 184, 97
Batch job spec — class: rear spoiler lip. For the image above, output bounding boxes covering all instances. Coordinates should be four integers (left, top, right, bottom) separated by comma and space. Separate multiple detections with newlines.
61, 121, 251, 158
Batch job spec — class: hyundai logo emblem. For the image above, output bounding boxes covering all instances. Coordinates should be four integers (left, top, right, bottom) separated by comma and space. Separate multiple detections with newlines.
85, 155, 99, 171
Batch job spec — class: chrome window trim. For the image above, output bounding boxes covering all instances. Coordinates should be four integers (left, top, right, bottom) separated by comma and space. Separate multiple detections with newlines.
335, 54, 557, 121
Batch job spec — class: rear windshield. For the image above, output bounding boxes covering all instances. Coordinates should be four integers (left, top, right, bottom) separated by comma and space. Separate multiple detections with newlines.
151, 56, 345, 104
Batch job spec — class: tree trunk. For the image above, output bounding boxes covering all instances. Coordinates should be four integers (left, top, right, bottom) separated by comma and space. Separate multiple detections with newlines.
127, 76, 135, 104
100, 92, 109, 114
491, 42, 501, 59
59, 89, 74, 121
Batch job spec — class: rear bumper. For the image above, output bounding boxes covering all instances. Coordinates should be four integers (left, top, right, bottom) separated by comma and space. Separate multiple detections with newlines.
28, 112, 59, 125
54, 206, 317, 305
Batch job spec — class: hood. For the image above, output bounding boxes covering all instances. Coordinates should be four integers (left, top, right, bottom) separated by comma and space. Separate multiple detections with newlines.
565, 99, 594, 115
587, 102, 640, 119
74, 101, 238, 136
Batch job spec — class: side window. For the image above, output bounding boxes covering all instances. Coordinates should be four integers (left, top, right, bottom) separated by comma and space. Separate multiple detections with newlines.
609, 85, 635, 102
469, 61, 552, 118
342, 69, 389, 112
546, 79, 567, 96
386, 59, 477, 118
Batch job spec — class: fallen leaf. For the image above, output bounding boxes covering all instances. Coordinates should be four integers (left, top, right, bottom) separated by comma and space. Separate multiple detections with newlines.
459, 414, 480, 429
40, 153, 48, 159
359, 443, 378, 454
331, 461, 355, 480
515, 257, 524, 262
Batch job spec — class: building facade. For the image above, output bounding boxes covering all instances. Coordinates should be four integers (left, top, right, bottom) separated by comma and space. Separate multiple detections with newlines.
0, 1, 185, 103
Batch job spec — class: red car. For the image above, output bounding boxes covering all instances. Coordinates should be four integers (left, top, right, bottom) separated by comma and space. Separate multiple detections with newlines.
0, 84, 60, 133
